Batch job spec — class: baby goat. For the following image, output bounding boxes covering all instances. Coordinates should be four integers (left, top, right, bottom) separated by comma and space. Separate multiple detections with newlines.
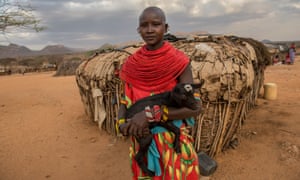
125, 82, 203, 176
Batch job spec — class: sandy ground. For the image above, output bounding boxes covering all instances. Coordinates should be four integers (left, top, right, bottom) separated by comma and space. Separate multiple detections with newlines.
0, 57, 299, 180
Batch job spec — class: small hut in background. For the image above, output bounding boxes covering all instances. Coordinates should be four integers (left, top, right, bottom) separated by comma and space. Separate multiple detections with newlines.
75, 34, 271, 157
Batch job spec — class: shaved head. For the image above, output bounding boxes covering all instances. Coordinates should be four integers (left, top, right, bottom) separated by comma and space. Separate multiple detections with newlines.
137, 6, 168, 50
139, 6, 166, 23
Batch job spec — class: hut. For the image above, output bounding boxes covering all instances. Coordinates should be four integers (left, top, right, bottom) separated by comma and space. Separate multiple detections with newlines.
75, 34, 271, 157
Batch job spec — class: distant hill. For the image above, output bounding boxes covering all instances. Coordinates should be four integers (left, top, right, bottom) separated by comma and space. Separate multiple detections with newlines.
39, 45, 73, 55
0, 43, 81, 59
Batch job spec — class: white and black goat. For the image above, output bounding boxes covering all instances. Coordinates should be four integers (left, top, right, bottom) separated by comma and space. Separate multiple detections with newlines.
125, 81, 203, 176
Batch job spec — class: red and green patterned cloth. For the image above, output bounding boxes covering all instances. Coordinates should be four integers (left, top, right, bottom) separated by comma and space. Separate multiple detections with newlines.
120, 41, 200, 179
130, 124, 200, 179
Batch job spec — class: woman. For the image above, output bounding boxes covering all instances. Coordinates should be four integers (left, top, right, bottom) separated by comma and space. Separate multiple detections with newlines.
289, 43, 296, 64
117, 6, 201, 179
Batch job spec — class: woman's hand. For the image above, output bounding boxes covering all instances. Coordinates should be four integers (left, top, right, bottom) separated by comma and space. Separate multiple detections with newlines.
119, 111, 150, 137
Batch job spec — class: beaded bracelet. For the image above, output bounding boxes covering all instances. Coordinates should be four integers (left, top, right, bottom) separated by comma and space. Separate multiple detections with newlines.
120, 99, 127, 105
194, 92, 201, 101
161, 105, 169, 122
115, 118, 126, 134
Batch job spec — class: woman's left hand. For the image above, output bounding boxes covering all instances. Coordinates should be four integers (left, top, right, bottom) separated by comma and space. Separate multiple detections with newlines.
121, 111, 150, 137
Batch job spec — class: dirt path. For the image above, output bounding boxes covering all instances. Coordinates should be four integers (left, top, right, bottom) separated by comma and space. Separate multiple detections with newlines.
0, 72, 130, 180
0, 58, 299, 180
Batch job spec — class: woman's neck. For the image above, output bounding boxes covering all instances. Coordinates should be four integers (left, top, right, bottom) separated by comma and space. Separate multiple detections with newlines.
146, 41, 164, 51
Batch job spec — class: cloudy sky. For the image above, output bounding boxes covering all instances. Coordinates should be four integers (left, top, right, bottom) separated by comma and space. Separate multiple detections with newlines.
2, 0, 300, 50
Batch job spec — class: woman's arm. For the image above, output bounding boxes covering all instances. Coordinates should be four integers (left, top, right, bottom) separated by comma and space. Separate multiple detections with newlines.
166, 64, 201, 120
118, 97, 150, 137
179, 64, 194, 84
120, 64, 201, 137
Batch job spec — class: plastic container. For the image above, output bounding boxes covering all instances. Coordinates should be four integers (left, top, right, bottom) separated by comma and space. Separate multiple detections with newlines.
263, 83, 277, 100
198, 151, 218, 176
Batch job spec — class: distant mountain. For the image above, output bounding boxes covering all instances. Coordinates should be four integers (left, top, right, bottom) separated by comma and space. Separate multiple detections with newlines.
0, 43, 80, 59
39, 45, 73, 55
261, 39, 273, 44
0, 44, 33, 58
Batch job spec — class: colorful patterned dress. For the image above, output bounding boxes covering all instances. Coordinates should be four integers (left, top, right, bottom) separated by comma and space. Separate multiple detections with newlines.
120, 42, 200, 180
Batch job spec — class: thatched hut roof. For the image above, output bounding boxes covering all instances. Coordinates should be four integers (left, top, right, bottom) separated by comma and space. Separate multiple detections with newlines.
75, 34, 271, 156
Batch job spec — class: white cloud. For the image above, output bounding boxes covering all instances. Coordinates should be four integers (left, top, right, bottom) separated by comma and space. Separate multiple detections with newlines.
220, 0, 246, 13
74, 33, 107, 41
63, 1, 113, 11
2, 0, 299, 49
291, 2, 300, 9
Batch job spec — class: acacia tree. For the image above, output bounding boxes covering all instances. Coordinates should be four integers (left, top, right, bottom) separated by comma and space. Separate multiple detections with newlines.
0, 0, 44, 33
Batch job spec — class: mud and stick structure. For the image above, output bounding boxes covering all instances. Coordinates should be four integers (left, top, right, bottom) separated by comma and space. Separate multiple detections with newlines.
75, 34, 271, 157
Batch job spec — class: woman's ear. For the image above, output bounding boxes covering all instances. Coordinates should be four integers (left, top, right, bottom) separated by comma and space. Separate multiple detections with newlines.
165, 23, 169, 33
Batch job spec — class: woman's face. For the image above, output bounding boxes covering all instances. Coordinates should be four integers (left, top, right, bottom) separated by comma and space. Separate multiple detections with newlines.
138, 10, 167, 50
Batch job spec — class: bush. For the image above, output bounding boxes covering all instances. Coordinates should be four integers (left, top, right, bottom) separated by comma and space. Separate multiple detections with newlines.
54, 58, 83, 76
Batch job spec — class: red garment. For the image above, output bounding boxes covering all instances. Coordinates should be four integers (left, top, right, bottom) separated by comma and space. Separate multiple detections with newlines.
290, 44, 295, 49
120, 41, 189, 94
